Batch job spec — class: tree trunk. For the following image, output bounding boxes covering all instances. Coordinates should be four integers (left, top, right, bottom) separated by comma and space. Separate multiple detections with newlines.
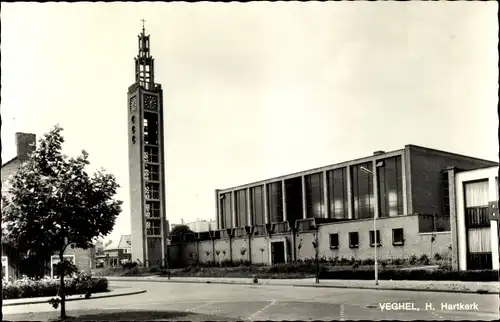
59, 251, 66, 319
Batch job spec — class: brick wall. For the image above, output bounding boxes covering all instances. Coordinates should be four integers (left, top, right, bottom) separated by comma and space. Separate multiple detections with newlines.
408, 146, 497, 215
63, 246, 94, 274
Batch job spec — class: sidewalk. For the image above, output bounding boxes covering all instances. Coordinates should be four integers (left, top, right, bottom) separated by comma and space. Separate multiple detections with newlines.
3, 287, 147, 307
106, 276, 500, 294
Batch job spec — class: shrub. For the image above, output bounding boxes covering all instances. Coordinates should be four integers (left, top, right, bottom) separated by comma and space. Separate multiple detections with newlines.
266, 261, 324, 275
122, 261, 138, 270
438, 262, 452, 271
122, 266, 140, 276
348, 257, 356, 265
318, 268, 498, 282
2, 274, 109, 300
362, 258, 374, 266
419, 254, 430, 265
392, 258, 404, 266
434, 253, 442, 261
327, 256, 339, 265
409, 255, 418, 265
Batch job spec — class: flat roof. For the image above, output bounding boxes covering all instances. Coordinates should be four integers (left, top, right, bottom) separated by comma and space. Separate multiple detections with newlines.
217, 147, 405, 192
217, 144, 498, 193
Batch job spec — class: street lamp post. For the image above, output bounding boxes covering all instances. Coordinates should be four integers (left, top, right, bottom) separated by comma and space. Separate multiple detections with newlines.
360, 162, 384, 286
166, 235, 171, 280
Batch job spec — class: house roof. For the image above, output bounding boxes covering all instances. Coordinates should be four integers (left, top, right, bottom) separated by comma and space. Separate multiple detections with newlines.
2, 156, 19, 168
118, 235, 131, 249
103, 235, 131, 251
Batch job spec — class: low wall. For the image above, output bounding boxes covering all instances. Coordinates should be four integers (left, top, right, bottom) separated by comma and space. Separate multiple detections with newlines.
166, 215, 452, 266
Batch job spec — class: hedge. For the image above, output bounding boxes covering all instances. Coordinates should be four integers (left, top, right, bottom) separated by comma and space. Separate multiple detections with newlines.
2, 274, 109, 300
318, 268, 498, 282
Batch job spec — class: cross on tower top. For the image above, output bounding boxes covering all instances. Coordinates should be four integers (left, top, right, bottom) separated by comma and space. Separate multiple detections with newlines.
141, 19, 146, 32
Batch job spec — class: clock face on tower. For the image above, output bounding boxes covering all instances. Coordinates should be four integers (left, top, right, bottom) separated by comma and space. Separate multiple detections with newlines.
144, 94, 158, 110
130, 96, 137, 113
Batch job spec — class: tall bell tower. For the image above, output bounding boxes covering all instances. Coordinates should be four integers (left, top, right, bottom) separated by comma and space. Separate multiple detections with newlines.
128, 21, 167, 267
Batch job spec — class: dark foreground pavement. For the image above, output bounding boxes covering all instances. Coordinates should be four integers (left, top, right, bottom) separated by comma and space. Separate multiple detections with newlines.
3, 281, 499, 321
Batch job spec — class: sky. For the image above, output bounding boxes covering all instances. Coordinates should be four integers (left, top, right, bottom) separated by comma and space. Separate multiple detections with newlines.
2, 2, 498, 244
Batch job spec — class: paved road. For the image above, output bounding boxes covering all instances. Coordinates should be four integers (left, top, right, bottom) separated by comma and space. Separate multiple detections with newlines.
3, 281, 499, 321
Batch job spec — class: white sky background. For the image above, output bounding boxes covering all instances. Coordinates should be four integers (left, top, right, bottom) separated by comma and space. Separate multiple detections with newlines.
1, 2, 498, 244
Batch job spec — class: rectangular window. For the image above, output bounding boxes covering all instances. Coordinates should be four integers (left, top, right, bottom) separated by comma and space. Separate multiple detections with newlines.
305, 173, 324, 218
442, 171, 450, 216
329, 233, 339, 249
351, 163, 375, 220
467, 228, 492, 253
327, 168, 348, 220
145, 164, 160, 181
220, 193, 232, 229
145, 201, 160, 218
418, 214, 451, 233
369, 230, 381, 247
146, 219, 161, 236
143, 112, 159, 145
267, 182, 283, 223
376, 156, 404, 218
464, 180, 489, 228
145, 182, 160, 200
235, 189, 247, 227
392, 228, 404, 245
144, 146, 159, 163
349, 232, 359, 248
250, 186, 265, 226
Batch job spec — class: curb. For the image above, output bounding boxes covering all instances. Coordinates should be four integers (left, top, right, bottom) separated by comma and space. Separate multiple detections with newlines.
291, 284, 499, 294
106, 278, 499, 295
3, 288, 147, 307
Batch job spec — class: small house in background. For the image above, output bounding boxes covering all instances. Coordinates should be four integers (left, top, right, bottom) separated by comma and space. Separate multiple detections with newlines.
96, 235, 132, 268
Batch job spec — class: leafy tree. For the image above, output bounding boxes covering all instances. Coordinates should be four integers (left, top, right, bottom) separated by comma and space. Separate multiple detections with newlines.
2, 125, 122, 319
170, 224, 194, 236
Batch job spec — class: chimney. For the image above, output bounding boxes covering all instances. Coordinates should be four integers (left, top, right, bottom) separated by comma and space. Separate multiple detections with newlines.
373, 150, 385, 156
15, 132, 36, 162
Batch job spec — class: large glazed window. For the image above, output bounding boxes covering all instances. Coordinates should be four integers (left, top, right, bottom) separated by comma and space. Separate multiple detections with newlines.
267, 182, 283, 223
235, 189, 247, 227
464, 179, 491, 270
305, 173, 324, 218
250, 186, 265, 226
220, 193, 232, 229
327, 168, 348, 220
351, 162, 375, 219
143, 112, 159, 145
377, 156, 404, 217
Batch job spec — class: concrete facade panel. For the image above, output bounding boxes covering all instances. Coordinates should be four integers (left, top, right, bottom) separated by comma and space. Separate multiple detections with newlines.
231, 238, 247, 262
198, 241, 214, 262
184, 242, 198, 264
250, 236, 269, 264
